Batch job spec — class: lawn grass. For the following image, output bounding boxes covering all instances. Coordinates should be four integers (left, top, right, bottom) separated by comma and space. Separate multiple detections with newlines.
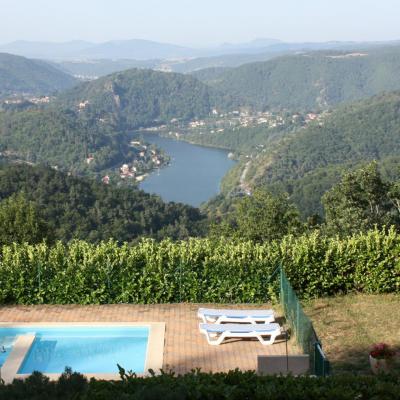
303, 294, 400, 374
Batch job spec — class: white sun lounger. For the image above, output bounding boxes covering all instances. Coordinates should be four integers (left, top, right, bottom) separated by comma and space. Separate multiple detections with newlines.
199, 323, 281, 345
197, 308, 275, 324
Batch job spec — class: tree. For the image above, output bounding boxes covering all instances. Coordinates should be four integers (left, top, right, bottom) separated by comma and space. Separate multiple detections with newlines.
322, 162, 399, 236
212, 189, 302, 242
0, 192, 52, 245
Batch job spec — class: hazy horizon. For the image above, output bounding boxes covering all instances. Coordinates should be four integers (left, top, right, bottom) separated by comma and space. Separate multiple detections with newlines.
1, 37, 399, 48
0, 0, 399, 47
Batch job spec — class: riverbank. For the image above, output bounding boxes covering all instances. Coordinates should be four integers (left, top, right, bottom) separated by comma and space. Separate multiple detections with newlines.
137, 129, 237, 155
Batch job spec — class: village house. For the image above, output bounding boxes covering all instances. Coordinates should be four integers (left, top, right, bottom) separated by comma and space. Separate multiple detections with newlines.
78, 100, 90, 109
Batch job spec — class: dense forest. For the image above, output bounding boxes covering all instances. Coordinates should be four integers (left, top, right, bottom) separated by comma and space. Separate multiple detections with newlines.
0, 53, 77, 98
0, 164, 205, 243
199, 46, 400, 110
0, 107, 136, 173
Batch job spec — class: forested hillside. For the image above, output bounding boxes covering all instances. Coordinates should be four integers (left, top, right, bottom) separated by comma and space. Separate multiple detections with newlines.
0, 164, 205, 242
200, 47, 400, 110
0, 107, 134, 172
244, 92, 400, 215
58, 68, 228, 128
0, 53, 77, 98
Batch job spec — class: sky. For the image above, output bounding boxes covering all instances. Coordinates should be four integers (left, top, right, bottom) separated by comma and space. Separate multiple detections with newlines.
0, 0, 399, 46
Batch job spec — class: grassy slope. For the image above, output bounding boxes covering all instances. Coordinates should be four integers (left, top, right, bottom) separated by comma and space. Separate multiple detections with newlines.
304, 294, 400, 374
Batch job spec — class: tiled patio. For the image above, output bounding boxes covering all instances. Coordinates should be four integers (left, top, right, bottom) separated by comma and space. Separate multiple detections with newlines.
0, 304, 298, 374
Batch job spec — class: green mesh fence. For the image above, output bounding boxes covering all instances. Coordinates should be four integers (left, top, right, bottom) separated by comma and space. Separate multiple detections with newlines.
279, 267, 330, 376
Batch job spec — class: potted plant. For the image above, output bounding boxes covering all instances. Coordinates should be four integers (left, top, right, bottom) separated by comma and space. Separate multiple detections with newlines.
369, 343, 396, 374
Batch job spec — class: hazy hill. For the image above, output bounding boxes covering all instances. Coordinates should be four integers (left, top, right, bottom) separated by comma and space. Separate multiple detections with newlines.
75, 39, 192, 60
0, 39, 191, 60
0, 40, 92, 59
246, 91, 400, 215
200, 47, 400, 110
1, 38, 395, 61
0, 53, 77, 97
50, 51, 282, 78
0, 37, 283, 60
50, 59, 160, 79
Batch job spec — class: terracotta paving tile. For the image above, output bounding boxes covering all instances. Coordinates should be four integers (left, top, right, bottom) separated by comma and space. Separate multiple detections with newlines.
0, 303, 299, 373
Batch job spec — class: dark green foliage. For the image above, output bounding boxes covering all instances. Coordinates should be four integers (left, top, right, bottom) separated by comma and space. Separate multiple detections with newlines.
265, 164, 350, 218
204, 47, 400, 110
211, 189, 303, 242
0, 228, 398, 304
0, 164, 205, 243
322, 162, 400, 236
0, 369, 88, 400
0, 52, 77, 98
0, 368, 399, 400
0, 192, 52, 245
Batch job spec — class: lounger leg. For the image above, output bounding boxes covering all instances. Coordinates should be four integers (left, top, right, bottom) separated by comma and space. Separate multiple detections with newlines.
257, 333, 278, 345
206, 331, 226, 345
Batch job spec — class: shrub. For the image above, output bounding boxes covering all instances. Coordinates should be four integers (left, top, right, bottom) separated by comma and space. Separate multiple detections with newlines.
0, 369, 399, 400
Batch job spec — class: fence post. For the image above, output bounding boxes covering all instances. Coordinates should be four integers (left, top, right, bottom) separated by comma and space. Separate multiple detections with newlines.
314, 342, 318, 376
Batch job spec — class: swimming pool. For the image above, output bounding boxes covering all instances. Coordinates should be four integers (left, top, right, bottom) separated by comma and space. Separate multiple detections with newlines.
0, 323, 165, 382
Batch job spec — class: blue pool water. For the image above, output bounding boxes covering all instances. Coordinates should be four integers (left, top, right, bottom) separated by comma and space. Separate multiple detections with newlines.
0, 326, 149, 374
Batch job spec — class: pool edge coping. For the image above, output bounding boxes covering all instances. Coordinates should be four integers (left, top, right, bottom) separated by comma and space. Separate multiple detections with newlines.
0, 322, 166, 383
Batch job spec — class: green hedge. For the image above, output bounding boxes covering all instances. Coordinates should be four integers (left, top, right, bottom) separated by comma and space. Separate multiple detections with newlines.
0, 228, 398, 304
2, 369, 400, 400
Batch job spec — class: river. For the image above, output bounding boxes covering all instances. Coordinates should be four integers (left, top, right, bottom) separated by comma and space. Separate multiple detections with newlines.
138, 135, 236, 207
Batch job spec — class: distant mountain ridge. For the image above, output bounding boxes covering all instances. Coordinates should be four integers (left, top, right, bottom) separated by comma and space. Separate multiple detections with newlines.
74, 39, 192, 60
1, 38, 397, 61
0, 40, 93, 59
0, 38, 284, 60
0, 52, 77, 98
